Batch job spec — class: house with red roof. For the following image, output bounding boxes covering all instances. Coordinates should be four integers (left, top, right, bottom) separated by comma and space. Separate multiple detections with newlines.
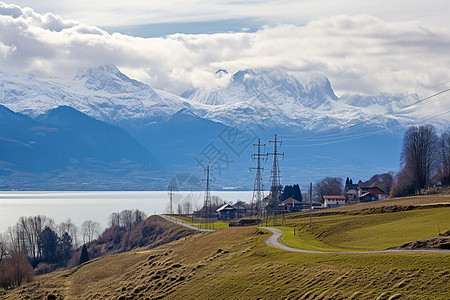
323, 195, 346, 208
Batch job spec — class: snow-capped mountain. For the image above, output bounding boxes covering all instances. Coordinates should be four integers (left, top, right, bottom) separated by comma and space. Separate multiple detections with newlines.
0, 65, 198, 128
0, 65, 448, 190
1, 65, 446, 132
185, 69, 446, 131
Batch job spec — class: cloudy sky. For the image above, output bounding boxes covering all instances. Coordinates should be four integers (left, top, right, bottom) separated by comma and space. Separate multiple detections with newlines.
1, 0, 450, 95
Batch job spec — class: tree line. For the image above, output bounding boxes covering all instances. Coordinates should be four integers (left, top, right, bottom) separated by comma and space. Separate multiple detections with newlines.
0, 209, 146, 289
391, 125, 450, 196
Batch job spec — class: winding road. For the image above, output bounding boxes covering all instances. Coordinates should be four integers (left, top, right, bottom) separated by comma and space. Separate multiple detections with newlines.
158, 216, 450, 254
262, 227, 450, 254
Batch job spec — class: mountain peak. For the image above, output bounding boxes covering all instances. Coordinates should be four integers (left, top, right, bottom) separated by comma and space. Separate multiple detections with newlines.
304, 75, 338, 101
73, 64, 119, 80
73, 65, 150, 94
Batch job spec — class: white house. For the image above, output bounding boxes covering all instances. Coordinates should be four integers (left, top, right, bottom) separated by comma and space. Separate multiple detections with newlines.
323, 195, 346, 208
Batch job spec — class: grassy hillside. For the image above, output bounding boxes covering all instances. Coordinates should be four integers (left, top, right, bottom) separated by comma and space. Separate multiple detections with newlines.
328, 194, 450, 212
279, 206, 450, 251
1, 204, 449, 300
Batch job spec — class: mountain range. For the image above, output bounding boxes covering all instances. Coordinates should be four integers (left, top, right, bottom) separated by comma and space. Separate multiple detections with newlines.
0, 65, 448, 190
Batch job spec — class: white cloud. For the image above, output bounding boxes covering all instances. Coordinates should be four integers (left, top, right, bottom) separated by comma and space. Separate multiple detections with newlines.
1, 2, 450, 96
3, 0, 450, 29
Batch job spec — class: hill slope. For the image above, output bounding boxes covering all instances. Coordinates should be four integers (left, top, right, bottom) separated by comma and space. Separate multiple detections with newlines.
2, 206, 449, 299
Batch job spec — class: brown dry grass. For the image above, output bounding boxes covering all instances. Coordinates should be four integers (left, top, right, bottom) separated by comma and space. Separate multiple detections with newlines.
1, 213, 449, 299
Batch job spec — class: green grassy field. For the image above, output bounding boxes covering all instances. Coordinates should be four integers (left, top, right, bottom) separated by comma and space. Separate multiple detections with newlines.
278, 206, 450, 251
164, 214, 230, 229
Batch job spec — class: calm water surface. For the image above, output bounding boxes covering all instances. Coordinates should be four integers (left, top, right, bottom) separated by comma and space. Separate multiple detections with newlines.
0, 191, 253, 232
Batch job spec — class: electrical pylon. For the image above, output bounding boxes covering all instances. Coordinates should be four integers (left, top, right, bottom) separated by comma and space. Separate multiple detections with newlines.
168, 186, 174, 215
201, 165, 214, 229
267, 134, 284, 226
250, 138, 267, 217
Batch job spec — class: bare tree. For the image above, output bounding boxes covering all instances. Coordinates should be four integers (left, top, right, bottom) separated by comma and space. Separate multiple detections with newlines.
57, 219, 79, 249
120, 210, 134, 231
401, 125, 440, 191
440, 130, 450, 186
7, 224, 27, 255
0, 233, 7, 263
108, 212, 121, 228
133, 209, 146, 225
366, 173, 394, 194
314, 177, 343, 202
81, 220, 101, 244
182, 201, 192, 214
0, 252, 33, 288
211, 196, 221, 208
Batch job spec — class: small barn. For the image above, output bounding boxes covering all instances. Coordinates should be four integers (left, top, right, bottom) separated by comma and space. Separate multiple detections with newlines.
229, 219, 262, 227
216, 203, 236, 220
280, 197, 302, 212
323, 195, 346, 208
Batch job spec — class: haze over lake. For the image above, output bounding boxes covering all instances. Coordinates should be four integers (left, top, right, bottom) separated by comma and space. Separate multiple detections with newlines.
0, 191, 253, 233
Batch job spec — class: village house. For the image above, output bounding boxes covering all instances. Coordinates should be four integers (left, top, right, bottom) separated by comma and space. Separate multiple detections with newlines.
280, 197, 302, 212
216, 203, 236, 220
345, 180, 389, 203
323, 195, 346, 208
357, 181, 388, 202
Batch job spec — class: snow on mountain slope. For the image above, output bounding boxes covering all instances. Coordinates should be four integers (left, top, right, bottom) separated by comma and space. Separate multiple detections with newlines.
0, 66, 448, 133
187, 69, 338, 109
185, 69, 449, 131
0, 66, 194, 128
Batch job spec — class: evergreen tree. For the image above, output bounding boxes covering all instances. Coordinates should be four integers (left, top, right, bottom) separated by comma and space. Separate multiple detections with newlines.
282, 184, 302, 201
58, 232, 73, 262
293, 184, 302, 202
79, 244, 90, 265
40, 227, 58, 262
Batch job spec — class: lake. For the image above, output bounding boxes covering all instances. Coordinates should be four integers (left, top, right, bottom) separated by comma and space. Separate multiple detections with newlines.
0, 190, 254, 233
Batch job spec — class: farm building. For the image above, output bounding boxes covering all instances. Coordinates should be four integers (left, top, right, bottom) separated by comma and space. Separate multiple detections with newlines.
323, 195, 346, 208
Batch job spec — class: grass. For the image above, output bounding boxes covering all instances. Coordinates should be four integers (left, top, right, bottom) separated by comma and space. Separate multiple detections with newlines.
2, 197, 449, 299
278, 206, 450, 251
328, 194, 450, 212
269, 195, 450, 252
277, 226, 348, 251
2, 225, 449, 299
164, 214, 230, 230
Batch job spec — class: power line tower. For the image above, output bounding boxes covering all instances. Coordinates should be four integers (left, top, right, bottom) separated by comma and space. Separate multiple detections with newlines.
168, 186, 174, 215
201, 165, 214, 230
267, 134, 284, 226
250, 138, 267, 217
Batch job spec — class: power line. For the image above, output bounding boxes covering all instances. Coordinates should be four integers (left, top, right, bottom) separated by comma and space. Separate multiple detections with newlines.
200, 165, 214, 230
168, 186, 174, 215
250, 138, 267, 217
284, 106, 450, 147
282, 87, 450, 144
266, 134, 285, 226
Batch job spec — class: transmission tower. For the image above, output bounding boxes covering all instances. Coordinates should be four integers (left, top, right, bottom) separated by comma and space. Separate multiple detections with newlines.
267, 134, 284, 226
250, 138, 267, 217
168, 186, 174, 215
201, 165, 214, 229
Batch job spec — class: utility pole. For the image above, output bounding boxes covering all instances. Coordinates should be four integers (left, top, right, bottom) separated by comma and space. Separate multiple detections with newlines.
250, 138, 267, 217
169, 186, 174, 215
201, 165, 214, 230
267, 134, 284, 226
309, 182, 312, 227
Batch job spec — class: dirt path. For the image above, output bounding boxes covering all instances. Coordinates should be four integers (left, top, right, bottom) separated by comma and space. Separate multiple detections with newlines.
159, 215, 214, 232
261, 227, 450, 254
